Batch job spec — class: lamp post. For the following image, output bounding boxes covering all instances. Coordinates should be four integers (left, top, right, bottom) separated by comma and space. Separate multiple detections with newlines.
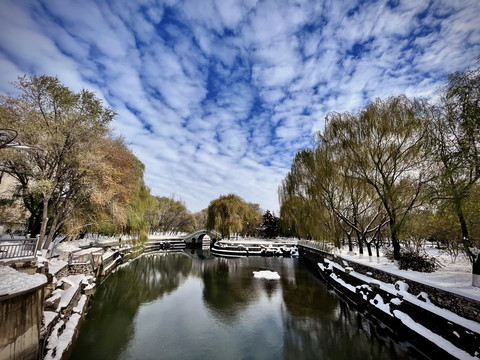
0, 128, 43, 151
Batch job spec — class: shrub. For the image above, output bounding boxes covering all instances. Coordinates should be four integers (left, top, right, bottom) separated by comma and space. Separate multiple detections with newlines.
384, 247, 441, 273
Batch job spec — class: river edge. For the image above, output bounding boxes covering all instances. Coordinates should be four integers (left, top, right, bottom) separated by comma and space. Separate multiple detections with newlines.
4, 239, 479, 360
299, 245, 480, 360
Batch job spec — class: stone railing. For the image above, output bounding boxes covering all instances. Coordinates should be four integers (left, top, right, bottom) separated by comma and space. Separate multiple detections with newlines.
298, 244, 480, 323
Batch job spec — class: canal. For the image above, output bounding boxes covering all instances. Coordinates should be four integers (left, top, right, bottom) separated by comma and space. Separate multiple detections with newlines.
70, 250, 418, 360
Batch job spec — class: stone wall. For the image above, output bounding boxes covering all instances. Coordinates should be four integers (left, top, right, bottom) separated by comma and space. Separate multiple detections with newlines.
299, 245, 480, 359
0, 286, 45, 360
68, 263, 96, 277
299, 245, 480, 323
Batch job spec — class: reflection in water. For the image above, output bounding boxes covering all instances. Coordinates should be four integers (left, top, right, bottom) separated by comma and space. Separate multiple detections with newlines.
281, 269, 409, 359
71, 252, 416, 360
71, 254, 194, 360
202, 259, 256, 323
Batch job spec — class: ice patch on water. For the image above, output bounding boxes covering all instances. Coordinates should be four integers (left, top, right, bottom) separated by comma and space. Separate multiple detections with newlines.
253, 270, 280, 280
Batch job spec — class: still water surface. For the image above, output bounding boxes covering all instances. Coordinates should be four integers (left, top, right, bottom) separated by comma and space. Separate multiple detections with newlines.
71, 250, 414, 360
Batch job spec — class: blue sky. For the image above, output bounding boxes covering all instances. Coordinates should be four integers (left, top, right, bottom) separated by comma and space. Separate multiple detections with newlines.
1, 0, 479, 214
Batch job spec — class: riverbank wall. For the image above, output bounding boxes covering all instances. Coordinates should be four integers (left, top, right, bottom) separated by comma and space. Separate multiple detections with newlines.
0, 279, 46, 360
1, 237, 182, 360
37, 238, 184, 360
299, 245, 480, 360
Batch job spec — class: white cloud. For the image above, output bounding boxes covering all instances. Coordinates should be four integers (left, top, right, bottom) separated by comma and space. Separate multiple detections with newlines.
0, 0, 479, 214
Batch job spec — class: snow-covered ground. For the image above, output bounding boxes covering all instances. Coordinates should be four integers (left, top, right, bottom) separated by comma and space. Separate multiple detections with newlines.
0, 266, 47, 296
332, 246, 480, 301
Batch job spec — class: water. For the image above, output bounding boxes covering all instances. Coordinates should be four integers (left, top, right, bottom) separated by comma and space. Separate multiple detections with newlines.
70, 250, 415, 360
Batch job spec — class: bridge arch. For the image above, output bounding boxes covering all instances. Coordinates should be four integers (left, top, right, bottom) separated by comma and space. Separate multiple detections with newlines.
183, 229, 220, 246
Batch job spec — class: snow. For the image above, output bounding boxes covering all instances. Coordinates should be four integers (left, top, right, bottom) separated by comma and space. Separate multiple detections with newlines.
334, 246, 480, 301
320, 255, 480, 359
253, 270, 280, 280
336, 262, 480, 334
73, 295, 87, 314
102, 249, 116, 261
44, 313, 81, 360
48, 274, 89, 311
0, 266, 47, 296
393, 310, 477, 360
329, 272, 356, 293
72, 247, 103, 256
321, 258, 480, 346
370, 294, 392, 316
55, 241, 81, 253
43, 311, 58, 329
47, 259, 68, 276
84, 283, 95, 291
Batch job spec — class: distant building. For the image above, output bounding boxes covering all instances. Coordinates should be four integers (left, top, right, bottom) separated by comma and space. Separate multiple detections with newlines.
0, 172, 28, 235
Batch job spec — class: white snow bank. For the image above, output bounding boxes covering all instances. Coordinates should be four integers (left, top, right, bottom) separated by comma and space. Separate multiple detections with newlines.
44, 313, 81, 360
339, 249, 480, 301
253, 270, 280, 280
43, 311, 57, 329
73, 295, 87, 314
326, 261, 480, 334
0, 266, 47, 297
48, 274, 90, 311
393, 310, 477, 360
47, 259, 68, 276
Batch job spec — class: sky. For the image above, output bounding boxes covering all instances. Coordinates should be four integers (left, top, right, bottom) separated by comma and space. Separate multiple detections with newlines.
0, 0, 479, 214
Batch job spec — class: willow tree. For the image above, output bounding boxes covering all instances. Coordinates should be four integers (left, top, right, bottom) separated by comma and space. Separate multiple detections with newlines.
146, 196, 194, 234
193, 209, 208, 230
278, 149, 336, 243
206, 194, 254, 238
0, 75, 114, 249
325, 96, 430, 260
311, 138, 388, 257
427, 62, 480, 285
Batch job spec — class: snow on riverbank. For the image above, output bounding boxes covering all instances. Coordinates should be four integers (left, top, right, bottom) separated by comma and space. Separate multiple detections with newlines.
320, 256, 480, 360
333, 246, 480, 301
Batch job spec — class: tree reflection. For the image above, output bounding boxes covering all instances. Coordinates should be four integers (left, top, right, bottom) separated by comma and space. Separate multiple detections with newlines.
71, 254, 194, 360
71, 254, 414, 360
201, 259, 256, 324
282, 292, 412, 360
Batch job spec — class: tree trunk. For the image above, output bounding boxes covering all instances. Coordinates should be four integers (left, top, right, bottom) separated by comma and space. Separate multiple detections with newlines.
389, 213, 401, 260
392, 233, 401, 261
358, 235, 364, 255
27, 213, 41, 237
454, 201, 480, 286
347, 233, 353, 252
44, 213, 60, 252
40, 197, 50, 250
365, 239, 373, 257
473, 255, 480, 287
456, 204, 473, 260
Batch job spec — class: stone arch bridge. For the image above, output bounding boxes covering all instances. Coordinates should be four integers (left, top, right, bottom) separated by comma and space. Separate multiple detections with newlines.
183, 229, 221, 246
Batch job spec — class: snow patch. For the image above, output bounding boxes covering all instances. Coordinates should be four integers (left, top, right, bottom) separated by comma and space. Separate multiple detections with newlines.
47, 259, 68, 276
43, 311, 57, 329
329, 273, 356, 293
369, 294, 393, 316
73, 295, 87, 314
44, 313, 81, 360
253, 270, 280, 280
0, 266, 47, 296
393, 310, 477, 360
